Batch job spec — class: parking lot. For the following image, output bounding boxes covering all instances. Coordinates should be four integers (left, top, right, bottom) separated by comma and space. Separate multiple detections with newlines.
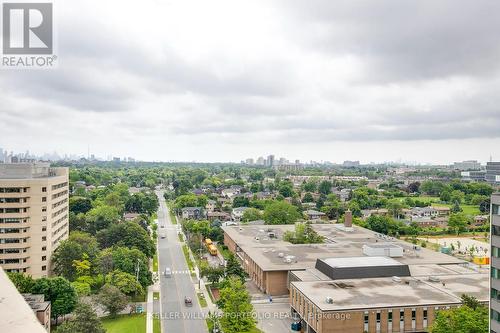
253, 302, 293, 333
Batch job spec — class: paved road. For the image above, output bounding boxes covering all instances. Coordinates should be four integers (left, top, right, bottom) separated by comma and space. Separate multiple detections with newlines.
156, 191, 207, 333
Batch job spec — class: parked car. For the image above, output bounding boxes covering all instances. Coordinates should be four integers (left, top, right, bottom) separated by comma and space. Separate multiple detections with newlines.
184, 296, 192, 306
164, 267, 171, 278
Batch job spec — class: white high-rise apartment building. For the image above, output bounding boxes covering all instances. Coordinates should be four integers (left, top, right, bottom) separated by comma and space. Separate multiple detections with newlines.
0, 163, 69, 278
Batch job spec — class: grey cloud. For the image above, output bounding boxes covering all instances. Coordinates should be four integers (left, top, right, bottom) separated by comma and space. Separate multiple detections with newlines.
278, 0, 500, 82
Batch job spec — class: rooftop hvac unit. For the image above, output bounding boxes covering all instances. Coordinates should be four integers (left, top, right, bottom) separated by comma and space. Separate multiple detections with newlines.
278, 252, 284, 258
428, 276, 440, 282
284, 258, 292, 263
392, 276, 402, 283
325, 297, 334, 304
255, 237, 260, 241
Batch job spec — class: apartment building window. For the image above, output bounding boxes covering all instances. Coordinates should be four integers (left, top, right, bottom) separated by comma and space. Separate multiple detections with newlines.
42, 226, 46, 231
42, 265, 46, 271
42, 207, 47, 212
492, 288, 500, 301
492, 310, 500, 322
376, 312, 381, 323
364, 312, 369, 332
493, 247, 500, 258
492, 268, 500, 279
493, 225, 500, 236
42, 197, 47, 202
388, 311, 393, 323
42, 187, 47, 192
42, 256, 46, 261
493, 204, 500, 215
42, 216, 47, 222
42, 246, 46, 251
42, 236, 46, 241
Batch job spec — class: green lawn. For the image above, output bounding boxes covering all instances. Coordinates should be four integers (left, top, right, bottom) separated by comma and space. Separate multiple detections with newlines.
397, 196, 440, 203
101, 314, 146, 333
178, 233, 184, 242
431, 203, 481, 215
197, 292, 207, 307
153, 254, 158, 272
182, 244, 194, 272
153, 316, 161, 333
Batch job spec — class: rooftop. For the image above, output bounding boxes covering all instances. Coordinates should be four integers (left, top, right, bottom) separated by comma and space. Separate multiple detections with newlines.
0, 163, 66, 179
291, 272, 488, 312
223, 224, 464, 271
0, 268, 47, 333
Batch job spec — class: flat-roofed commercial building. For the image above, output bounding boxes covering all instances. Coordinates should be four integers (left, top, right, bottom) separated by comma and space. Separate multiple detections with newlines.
223, 222, 488, 333
491, 193, 500, 332
223, 222, 465, 296
0, 163, 69, 278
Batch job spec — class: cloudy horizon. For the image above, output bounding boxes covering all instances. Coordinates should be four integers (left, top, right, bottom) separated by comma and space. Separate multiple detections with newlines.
1, 0, 500, 164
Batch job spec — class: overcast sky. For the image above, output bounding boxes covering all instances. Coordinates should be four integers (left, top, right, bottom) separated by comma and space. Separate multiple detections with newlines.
2, 0, 500, 164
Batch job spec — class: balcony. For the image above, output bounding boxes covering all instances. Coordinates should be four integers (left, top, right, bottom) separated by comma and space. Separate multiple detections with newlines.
0, 201, 30, 208
0, 252, 29, 260
1, 261, 30, 270
0, 212, 30, 219
0, 239, 29, 249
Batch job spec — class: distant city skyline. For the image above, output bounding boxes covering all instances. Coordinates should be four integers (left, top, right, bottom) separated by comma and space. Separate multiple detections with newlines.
0, 145, 497, 166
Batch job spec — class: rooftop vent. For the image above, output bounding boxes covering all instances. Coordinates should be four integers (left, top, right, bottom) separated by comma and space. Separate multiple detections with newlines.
392, 276, 402, 283
325, 297, 334, 304
278, 252, 284, 258
428, 276, 440, 282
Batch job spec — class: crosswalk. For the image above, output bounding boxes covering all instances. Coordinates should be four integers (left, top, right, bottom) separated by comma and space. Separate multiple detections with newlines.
168, 270, 190, 275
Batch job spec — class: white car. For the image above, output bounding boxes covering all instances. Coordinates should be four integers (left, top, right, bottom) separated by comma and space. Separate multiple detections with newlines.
164, 267, 172, 277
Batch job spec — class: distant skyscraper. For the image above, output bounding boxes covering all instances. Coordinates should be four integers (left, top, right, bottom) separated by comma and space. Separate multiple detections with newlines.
245, 158, 254, 165
486, 162, 500, 185
453, 160, 481, 171
266, 155, 275, 167
257, 157, 264, 165
0, 148, 4, 163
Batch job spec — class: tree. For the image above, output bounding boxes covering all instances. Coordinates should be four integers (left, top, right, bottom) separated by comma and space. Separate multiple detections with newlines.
278, 182, 294, 198
366, 215, 403, 236
387, 199, 405, 219
105, 270, 143, 296
200, 261, 225, 284
52, 232, 99, 281
56, 302, 105, 333
31, 277, 78, 322
71, 281, 91, 296
8, 272, 35, 293
263, 201, 300, 225
302, 192, 314, 203
85, 205, 120, 234
96, 221, 155, 258
318, 180, 332, 195
241, 208, 262, 223
95, 284, 129, 317
218, 277, 256, 333
284, 222, 324, 244
225, 252, 246, 281
302, 180, 317, 193
448, 213, 469, 235
97, 247, 152, 288
69, 196, 93, 214
52, 240, 85, 281
232, 196, 250, 208
430, 296, 487, 333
